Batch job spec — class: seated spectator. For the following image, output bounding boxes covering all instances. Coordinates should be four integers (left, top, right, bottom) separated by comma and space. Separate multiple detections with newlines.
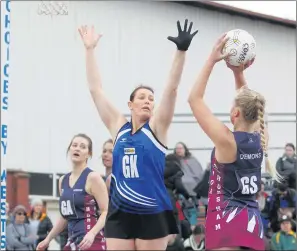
183, 224, 205, 250
193, 162, 211, 215
271, 215, 296, 250
6, 205, 37, 251
266, 181, 296, 232
164, 153, 191, 248
276, 143, 297, 189
174, 142, 203, 229
27, 198, 53, 250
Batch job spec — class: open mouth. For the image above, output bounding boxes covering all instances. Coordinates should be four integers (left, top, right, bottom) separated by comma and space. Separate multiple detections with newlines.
73, 153, 80, 157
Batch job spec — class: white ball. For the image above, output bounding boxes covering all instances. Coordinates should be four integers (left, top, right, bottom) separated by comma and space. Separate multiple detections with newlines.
223, 29, 256, 66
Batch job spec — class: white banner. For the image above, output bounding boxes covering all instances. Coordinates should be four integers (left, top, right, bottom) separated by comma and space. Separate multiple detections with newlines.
1, 0, 10, 250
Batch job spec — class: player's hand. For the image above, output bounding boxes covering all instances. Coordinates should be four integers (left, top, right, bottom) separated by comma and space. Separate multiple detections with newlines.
209, 33, 230, 63
167, 19, 198, 51
226, 57, 255, 73
78, 231, 95, 250
36, 238, 50, 250
78, 25, 102, 50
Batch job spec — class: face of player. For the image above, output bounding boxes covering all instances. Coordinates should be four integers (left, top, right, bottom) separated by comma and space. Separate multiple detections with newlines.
102, 142, 113, 168
128, 88, 154, 122
69, 137, 91, 164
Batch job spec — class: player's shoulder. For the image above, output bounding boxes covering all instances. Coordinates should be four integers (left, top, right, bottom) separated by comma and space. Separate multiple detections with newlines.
59, 174, 66, 184
88, 171, 105, 182
118, 121, 131, 132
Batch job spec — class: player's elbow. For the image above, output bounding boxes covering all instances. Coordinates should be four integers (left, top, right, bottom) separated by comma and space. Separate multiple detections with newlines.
187, 93, 194, 104
188, 97, 203, 113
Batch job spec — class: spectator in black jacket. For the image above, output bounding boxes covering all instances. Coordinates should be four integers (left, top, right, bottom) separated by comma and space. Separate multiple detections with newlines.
27, 198, 53, 250
164, 154, 191, 223
165, 154, 191, 251
276, 143, 297, 189
193, 163, 210, 216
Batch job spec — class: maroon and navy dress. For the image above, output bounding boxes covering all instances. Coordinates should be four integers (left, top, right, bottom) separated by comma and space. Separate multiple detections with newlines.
59, 168, 106, 251
205, 131, 265, 250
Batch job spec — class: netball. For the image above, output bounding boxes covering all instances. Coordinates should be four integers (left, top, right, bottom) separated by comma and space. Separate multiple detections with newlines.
223, 29, 256, 66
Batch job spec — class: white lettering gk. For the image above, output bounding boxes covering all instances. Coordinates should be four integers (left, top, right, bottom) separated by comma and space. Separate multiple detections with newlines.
122, 155, 139, 178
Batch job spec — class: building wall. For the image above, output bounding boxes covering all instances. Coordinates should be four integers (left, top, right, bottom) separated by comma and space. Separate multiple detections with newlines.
6, 1, 296, 176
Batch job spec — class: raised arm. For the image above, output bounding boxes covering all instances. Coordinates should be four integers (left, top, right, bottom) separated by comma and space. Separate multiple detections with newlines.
188, 34, 237, 163
79, 26, 127, 139
151, 20, 198, 142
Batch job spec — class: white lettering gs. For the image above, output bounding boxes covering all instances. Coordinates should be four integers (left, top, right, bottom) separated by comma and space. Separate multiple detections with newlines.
241, 175, 258, 194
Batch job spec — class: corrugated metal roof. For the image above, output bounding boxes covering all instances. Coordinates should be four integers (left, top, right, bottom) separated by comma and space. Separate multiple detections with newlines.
176, 0, 296, 28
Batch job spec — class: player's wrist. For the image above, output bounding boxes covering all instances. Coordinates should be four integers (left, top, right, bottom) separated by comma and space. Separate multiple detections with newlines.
88, 230, 96, 237
233, 70, 244, 78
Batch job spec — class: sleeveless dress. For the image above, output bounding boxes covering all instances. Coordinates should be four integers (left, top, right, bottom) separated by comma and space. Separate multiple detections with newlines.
105, 121, 178, 239
205, 131, 265, 250
59, 168, 106, 250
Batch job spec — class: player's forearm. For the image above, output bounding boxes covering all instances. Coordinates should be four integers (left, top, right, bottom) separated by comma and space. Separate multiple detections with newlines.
86, 49, 103, 93
46, 217, 67, 242
164, 50, 186, 93
188, 59, 214, 102
233, 71, 247, 91
89, 211, 107, 236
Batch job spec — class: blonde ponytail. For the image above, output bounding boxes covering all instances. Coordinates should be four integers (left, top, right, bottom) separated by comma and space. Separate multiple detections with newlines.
258, 106, 282, 183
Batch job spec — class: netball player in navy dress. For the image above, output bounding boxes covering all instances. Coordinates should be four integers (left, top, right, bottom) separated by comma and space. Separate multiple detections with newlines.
188, 34, 281, 250
78, 20, 198, 250
36, 134, 109, 251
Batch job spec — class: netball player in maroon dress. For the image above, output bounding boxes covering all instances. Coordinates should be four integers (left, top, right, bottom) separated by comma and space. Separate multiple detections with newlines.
37, 134, 109, 251
188, 34, 281, 250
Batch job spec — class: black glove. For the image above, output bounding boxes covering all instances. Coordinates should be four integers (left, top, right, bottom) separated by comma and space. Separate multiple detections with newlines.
167, 19, 198, 51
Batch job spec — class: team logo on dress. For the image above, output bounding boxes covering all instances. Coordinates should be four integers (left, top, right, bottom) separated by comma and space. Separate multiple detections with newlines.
124, 148, 135, 154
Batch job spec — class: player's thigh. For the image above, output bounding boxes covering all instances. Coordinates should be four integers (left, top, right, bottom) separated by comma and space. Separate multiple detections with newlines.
106, 238, 136, 250
167, 234, 177, 245
135, 236, 169, 250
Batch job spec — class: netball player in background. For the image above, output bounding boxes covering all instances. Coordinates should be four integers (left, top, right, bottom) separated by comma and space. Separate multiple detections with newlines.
36, 134, 108, 251
188, 34, 281, 250
101, 139, 113, 190
78, 19, 198, 250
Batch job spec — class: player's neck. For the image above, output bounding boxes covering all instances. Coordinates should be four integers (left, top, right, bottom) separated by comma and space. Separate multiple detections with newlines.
105, 167, 112, 176
131, 119, 146, 134
72, 163, 87, 177
233, 124, 254, 133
